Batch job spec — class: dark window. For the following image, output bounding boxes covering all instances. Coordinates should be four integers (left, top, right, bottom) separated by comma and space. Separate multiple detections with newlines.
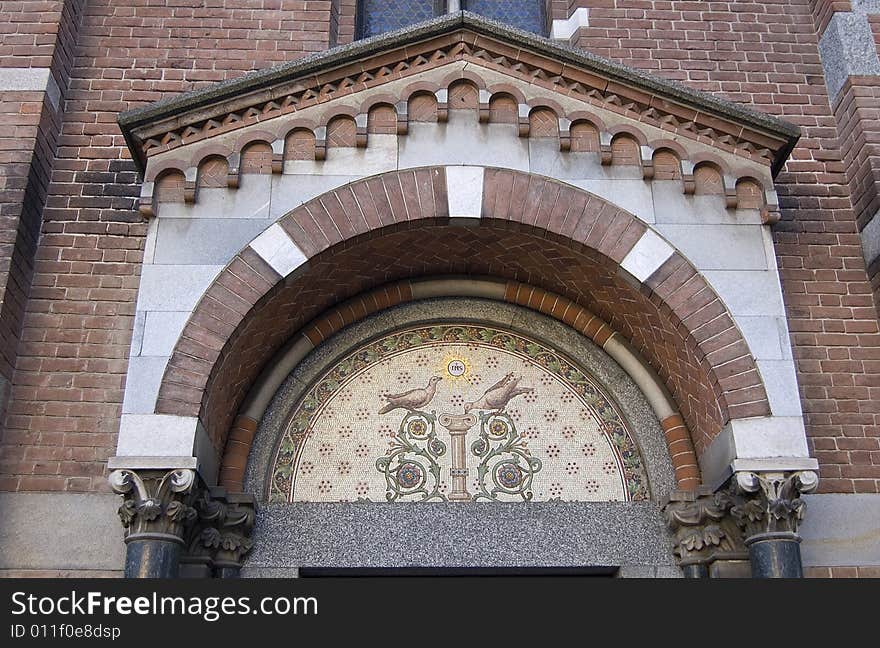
464, 1, 546, 35
357, 0, 444, 39
357, 2, 548, 40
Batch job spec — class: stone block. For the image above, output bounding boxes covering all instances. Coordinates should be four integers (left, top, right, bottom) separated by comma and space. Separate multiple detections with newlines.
246, 502, 676, 569
270, 174, 361, 219
819, 12, 880, 99
121, 356, 168, 414
621, 228, 674, 282
153, 218, 269, 265
528, 139, 605, 180
445, 166, 484, 218
756, 359, 804, 418
136, 264, 222, 312
655, 224, 767, 271
0, 493, 125, 571
398, 118, 529, 171
801, 494, 880, 567
115, 414, 217, 484
702, 270, 786, 317
158, 175, 273, 220
141, 311, 191, 357
249, 222, 308, 277
571, 178, 654, 223
735, 316, 790, 361
652, 182, 760, 225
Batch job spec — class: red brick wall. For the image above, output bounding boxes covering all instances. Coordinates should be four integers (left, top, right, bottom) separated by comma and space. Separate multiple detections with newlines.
559, 0, 880, 495
809, 0, 852, 33
1, 1, 879, 496
0, 0, 335, 492
0, 0, 83, 430
331, 0, 356, 46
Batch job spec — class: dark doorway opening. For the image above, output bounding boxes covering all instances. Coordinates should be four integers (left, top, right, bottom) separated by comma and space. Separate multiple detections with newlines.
298, 566, 618, 577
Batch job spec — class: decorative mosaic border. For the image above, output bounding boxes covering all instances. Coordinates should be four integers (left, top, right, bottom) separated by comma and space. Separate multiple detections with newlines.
268, 324, 649, 503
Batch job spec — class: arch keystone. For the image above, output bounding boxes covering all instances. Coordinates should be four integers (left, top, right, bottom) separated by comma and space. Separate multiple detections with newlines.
445, 166, 485, 218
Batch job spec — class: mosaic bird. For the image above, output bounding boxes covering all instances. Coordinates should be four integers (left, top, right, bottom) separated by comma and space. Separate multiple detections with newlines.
464, 373, 534, 414
378, 376, 442, 414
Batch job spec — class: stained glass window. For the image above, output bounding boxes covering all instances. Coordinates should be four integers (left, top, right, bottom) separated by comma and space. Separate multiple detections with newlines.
464, 1, 546, 35
357, 2, 548, 40
358, 0, 443, 39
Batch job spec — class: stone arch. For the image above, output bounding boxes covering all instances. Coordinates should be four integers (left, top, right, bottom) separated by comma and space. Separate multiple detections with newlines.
220, 278, 696, 496
154, 167, 771, 482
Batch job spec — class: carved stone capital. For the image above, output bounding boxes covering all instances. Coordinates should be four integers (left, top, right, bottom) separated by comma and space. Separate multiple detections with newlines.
109, 468, 199, 545
183, 487, 256, 573
662, 487, 747, 569
730, 470, 818, 544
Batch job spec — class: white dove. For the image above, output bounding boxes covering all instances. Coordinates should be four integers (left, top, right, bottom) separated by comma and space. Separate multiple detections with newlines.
378, 376, 442, 414
464, 373, 534, 414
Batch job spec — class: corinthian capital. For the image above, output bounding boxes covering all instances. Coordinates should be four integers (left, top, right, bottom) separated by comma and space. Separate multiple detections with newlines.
183, 487, 256, 575
662, 487, 746, 569
109, 468, 199, 542
730, 470, 819, 543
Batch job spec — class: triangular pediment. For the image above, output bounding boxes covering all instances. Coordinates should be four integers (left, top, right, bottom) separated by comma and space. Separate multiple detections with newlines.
120, 11, 799, 177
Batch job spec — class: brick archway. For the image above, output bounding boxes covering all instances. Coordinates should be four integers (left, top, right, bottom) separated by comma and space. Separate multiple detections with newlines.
155, 167, 770, 475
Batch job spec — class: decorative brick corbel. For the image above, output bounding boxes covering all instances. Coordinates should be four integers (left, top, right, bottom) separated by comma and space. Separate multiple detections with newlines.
271, 138, 285, 175
396, 100, 409, 135
478, 89, 491, 123
355, 113, 368, 147
559, 117, 572, 151
435, 89, 448, 123
518, 103, 530, 137
314, 126, 327, 161
641, 146, 655, 180
226, 152, 241, 189
681, 160, 696, 194
138, 181, 155, 219
599, 132, 613, 166
724, 175, 739, 209
760, 188, 781, 225
183, 167, 197, 203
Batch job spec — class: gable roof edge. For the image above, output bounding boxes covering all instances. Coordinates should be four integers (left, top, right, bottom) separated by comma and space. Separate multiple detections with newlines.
119, 12, 801, 176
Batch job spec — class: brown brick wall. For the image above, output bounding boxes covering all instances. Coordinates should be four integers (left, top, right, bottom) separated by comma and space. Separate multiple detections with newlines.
0, 0, 83, 441
0, 0, 335, 492
554, 0, 880, 495
1, 1, 879, 497
834, 76, 880, 233
809, 0, 852, 34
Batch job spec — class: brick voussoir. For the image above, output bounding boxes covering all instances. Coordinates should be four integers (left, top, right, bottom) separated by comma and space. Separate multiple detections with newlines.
278, 211, 322, 259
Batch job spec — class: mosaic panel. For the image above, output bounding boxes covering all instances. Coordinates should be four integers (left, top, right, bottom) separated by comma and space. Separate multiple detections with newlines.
269, 325, 649, 503
464, 0, 546, 35
359, 0, 440, 39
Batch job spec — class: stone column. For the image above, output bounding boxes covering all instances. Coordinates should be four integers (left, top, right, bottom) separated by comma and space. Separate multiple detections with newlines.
730, 470, 819, 578
109, 468, 199, 578
439, 413, 477, 501
662, 487, 747, 578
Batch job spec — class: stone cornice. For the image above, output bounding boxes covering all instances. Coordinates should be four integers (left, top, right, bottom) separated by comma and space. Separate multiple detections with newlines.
118, 12, 800, 176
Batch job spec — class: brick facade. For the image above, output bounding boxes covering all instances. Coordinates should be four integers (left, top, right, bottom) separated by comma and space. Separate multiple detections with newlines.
0, 1, 878, 506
